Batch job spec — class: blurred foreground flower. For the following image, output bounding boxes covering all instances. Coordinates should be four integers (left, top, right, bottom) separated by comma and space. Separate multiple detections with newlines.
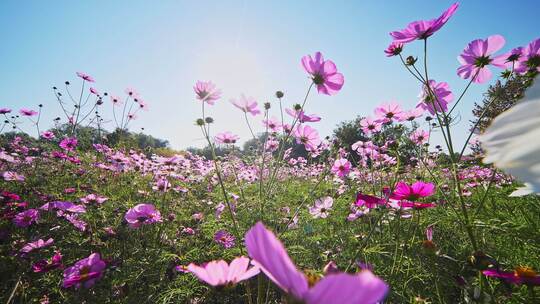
245, 222, 388, 304
480, 80, 540, 196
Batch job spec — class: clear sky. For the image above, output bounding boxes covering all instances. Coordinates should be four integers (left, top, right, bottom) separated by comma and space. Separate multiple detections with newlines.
1, 0, 538, 150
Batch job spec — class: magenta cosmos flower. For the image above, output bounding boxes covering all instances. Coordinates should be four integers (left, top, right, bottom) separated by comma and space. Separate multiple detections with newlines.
40, 131, 55, 140
63, 253, 106, 289
417, 80, 453, 115
384, 41, 404, 57
301, 52, 344, 95
214, 230, 236, 249
391, 181, 435, 201
124, 203, 162, 228
215, 132, 240, 144
0, 108, 12, 114
390, 2, 459, 43
355, 193, 386, 209
76, 72, 95, 82
194, 80, 221, 105
59, 137, 78, 151
457, 35, 507, 83
308, 197, 334, 219
13, 209, 39, 227
483, 266, 540, 286
245, 222, 388, 303
33, 251, 63, 273
187, 256, 260, 286
19, 108, 38, 117
294, 125, 321, 152
516, 38, 540, 73
231, 94, 261, 116
331, 158, 351, 178
20, 238, 54, 254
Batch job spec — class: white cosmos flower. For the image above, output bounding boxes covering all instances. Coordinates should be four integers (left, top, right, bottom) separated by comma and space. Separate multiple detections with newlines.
480, 80, 540, 196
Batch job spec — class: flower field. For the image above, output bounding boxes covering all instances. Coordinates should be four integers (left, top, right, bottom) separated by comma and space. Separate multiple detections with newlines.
1, 2, 540, 303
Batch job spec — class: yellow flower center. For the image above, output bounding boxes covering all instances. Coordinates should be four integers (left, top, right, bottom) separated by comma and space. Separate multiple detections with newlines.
514, 266, 537, 278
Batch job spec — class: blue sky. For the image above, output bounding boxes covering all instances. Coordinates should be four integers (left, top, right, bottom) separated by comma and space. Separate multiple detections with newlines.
1, 0, 538, 150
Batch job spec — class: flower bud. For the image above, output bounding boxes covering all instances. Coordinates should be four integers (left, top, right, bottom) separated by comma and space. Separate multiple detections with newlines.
195, 118, 205, 126
205, 117, 214, 124
264, 102, 271, 110
275, 91, 284, 98
406, 56, 417, 66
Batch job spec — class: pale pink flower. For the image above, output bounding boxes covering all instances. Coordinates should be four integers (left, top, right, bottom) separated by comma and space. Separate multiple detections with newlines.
331, 158, 351, 178
187, 256, 260, 286
360, 116, 382, 135
215, 132, 240, 144
294, 125, 321, 151
308, 197, 334, 218
76, 72, 95, 82
410, 129, 429, 145
231, 94, 261, 116
374, 102, 404, 123
194, 81, 222, 105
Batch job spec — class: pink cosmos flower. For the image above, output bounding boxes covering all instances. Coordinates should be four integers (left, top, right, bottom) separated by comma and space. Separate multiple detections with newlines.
483, 267, 540, 286
40, 131, 55, 140
215, 132, 240, 144
294, 125, 321, 151
390, 2, 459, 43
125, 87, 138, 97
32, 251, 63, 273
110, 95, 122, 106
63, 253, 106, 289
13, 209, 39, 227
384, 41, 404, 57
374, 102, 404, 123
214, 230, 235, 249
360, 116, 382, 135
262, 117, 282, 132
285, 109, 321, 123
245, 222, 388, 303
301, 52, 344, 95
417, 80, 453, 115
3, 171, 25, 181
59, 137, 78, 151
20, 238, 54, 254
0, 108, 12, 114
76, 72, 95, 82
89, 87, 99, 95
194, 80, 221, 105
187, 256, 260, 286
19, 109, 38, 117
410, 129, 429, 145
124, 203, 162, 228
331, 158, 351, 178
80, 194, 108, 205
137, 99, 149, 111
40, 201, 86, 213
457, 35, 507, 83
391, 181, 435, 201
397, 107, 425, 121
308, 197, 333, 219
516, 38, 540, 73
231, 94, 261, 116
